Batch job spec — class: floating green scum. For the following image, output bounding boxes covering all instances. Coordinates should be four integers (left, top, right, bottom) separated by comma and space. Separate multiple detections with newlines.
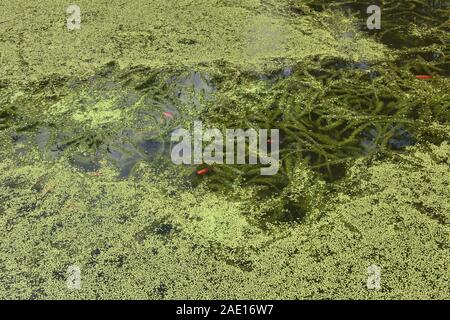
0, 0, 449, 299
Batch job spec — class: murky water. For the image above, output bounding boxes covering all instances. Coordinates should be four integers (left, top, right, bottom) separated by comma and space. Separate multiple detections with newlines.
0, 1, 449, 300
1, 0, 449, 223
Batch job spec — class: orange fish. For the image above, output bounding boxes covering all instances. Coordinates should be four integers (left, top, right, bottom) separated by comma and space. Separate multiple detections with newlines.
415, 75, 433, 79
196, 168, 210, 175
163, 111, 174, 119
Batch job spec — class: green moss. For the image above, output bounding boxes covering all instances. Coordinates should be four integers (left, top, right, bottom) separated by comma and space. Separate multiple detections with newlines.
0, 0, 449, 300
72, 100, 122, 128
0, 0, 392, 83
0, 142, 448, 299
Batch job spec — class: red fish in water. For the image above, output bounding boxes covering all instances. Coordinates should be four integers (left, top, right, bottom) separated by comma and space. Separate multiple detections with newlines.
163, 111, 174, 119
196, 168, 210, 175
415, 75, 433, 79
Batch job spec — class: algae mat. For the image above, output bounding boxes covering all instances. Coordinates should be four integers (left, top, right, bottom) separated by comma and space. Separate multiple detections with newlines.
0, 0, 449, 299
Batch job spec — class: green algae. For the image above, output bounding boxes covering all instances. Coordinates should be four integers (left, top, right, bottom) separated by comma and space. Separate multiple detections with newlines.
0, 0, 391, 83
0, 0, 449, 300
0, 141, 448, 299
72, 100, 122, 128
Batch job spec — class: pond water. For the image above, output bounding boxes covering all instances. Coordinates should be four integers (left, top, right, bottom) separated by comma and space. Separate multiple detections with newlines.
0, 0, 449, 300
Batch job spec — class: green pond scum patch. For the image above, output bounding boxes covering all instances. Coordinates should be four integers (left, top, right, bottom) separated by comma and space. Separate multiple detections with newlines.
0, 0, 449, 300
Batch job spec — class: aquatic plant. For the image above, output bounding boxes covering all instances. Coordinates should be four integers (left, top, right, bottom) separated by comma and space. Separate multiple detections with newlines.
0, 0, 448, 300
